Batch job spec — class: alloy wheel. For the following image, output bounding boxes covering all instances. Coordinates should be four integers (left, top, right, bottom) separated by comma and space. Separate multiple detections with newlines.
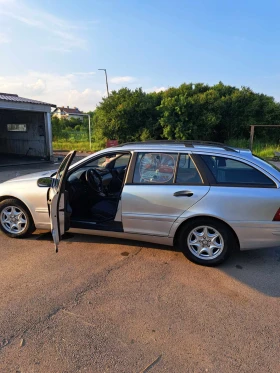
187, 225, 224, 260
0, 206, 27, 234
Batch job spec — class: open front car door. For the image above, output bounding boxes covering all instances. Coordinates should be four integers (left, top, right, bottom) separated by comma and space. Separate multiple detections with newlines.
48, 151, 76, 252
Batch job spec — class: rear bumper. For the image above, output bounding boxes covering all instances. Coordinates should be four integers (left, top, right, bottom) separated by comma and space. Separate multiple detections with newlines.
230, 221, 280, 250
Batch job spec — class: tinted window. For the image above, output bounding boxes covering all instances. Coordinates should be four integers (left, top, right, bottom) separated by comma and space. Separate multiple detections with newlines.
133, 153, 178, 184
201, 155, 275, 186
176, 154, 203, 184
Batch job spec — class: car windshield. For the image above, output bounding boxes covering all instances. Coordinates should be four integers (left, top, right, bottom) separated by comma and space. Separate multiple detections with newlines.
253, 155, 280, 172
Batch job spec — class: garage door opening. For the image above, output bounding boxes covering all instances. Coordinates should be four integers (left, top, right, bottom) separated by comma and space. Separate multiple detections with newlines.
0, 93, 55, 167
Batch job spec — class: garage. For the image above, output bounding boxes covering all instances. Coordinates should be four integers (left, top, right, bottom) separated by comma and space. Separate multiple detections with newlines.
0, 93, 55, 166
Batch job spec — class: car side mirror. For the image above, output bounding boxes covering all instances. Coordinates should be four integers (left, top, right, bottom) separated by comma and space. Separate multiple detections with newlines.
37, 177, 53, 187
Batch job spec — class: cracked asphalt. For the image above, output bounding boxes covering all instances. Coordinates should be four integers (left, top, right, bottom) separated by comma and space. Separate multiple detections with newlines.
0, 229, 280, 373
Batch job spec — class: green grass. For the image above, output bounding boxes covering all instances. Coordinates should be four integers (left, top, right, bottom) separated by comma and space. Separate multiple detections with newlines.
53, 140, 93, 152
227, 139, 280, 159
53, 138, 280, 159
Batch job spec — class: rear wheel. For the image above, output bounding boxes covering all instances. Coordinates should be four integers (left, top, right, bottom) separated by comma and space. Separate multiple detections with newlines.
178, 218, 236, 266
0, 199, 35, 238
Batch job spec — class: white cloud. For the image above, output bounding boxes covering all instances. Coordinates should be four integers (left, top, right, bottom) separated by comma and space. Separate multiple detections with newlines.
0, 71, 103, 111
67, 88, 103, 110
0, 33, 10, 44
110, 76, 137, 84
26, 79, 46, 94
145, 86, 167, 93
0, 0, 90, 51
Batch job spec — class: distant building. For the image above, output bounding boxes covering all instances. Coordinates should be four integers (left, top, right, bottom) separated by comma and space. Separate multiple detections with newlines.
52, 106, 84, 121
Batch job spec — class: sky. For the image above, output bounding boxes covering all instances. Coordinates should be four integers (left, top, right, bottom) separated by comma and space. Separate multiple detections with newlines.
1, 0, 280, 111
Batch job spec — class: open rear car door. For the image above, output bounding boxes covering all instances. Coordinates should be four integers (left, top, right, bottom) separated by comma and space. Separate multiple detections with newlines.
48, 151, 76, 252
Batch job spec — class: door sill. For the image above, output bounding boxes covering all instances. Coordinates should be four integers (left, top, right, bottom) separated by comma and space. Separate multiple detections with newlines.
70, 219, 123, 232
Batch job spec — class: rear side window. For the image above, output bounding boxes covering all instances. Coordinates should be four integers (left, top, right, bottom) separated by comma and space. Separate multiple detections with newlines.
176, 154, 203, 184
201, 155, 276, 187
133, 153, 178, 183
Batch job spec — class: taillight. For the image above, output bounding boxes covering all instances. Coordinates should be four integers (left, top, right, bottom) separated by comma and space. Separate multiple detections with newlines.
273, 208, 280, 221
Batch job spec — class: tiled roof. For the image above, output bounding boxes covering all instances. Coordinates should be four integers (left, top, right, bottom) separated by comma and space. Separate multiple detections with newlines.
0, 93, 56, 107
57, 107, 83, 114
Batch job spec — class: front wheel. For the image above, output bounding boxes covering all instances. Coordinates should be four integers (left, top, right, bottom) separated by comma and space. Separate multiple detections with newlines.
0, 198, 35, 238
178, 218, 236, 266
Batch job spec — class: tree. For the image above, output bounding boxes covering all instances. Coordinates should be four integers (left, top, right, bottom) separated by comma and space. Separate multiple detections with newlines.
53, 82, 280, 149
158, 83, 222, 140
51, 116, 64, 139
92, 88, 162, 146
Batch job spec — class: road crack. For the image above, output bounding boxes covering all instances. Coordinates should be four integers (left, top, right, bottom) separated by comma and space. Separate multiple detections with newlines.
139, 354, 162, 373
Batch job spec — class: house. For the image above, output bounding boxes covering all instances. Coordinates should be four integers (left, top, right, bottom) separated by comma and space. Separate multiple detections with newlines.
52, 106, 84, 121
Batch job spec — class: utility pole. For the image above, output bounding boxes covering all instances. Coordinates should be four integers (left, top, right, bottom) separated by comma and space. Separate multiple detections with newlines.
81, 114, 91, 150
98, 69, 109, 97
88, 114, 91, 150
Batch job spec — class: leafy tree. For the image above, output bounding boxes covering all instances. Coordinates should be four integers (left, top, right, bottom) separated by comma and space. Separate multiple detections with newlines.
92, 88, 162, 147
158, 83, 222, 140
53, 82, 280, 149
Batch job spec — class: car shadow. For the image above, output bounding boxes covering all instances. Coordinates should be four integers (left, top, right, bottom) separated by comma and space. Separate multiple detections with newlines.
32, 230, 280, 297
217, 247, 280, 297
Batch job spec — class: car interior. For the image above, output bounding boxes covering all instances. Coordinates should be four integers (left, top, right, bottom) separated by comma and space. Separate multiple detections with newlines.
65, 152, 131, 225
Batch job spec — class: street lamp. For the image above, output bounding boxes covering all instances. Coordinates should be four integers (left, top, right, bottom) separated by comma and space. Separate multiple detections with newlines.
98, 68, 109, 97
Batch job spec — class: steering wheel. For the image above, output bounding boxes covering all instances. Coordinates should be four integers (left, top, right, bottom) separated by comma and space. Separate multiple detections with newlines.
110, 166, 127, 182
85, 168, 103, 193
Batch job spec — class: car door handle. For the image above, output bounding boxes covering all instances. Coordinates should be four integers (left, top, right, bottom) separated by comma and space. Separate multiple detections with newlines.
173, 190, 193, 197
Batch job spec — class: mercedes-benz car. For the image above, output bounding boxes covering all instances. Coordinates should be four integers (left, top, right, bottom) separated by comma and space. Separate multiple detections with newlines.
1, 141, 280, 266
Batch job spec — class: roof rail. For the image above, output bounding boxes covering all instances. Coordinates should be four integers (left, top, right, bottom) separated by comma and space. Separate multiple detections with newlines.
118, 140, 238, 152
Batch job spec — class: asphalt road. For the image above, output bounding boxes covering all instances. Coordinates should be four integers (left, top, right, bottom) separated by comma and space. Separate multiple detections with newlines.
0, 161, 280, 372
0, 230, 280, 373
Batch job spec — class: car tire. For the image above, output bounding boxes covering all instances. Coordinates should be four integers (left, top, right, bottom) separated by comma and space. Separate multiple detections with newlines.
177, 218, 236, 266
0, 198, 35, 238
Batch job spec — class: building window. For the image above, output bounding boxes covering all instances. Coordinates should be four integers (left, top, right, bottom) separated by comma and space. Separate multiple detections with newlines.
7, 124, 27, 132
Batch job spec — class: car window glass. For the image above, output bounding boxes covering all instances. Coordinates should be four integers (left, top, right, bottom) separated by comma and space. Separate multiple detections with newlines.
56, 151, 75, 181
133, 153, 178, 184
114, 154, 130, 168
176, 154, 203, 184
201, 155, 275, 186
85, 154, 118, 169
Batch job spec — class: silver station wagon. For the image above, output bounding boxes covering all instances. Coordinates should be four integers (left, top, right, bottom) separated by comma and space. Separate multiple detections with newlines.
1, 140, 280, 266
